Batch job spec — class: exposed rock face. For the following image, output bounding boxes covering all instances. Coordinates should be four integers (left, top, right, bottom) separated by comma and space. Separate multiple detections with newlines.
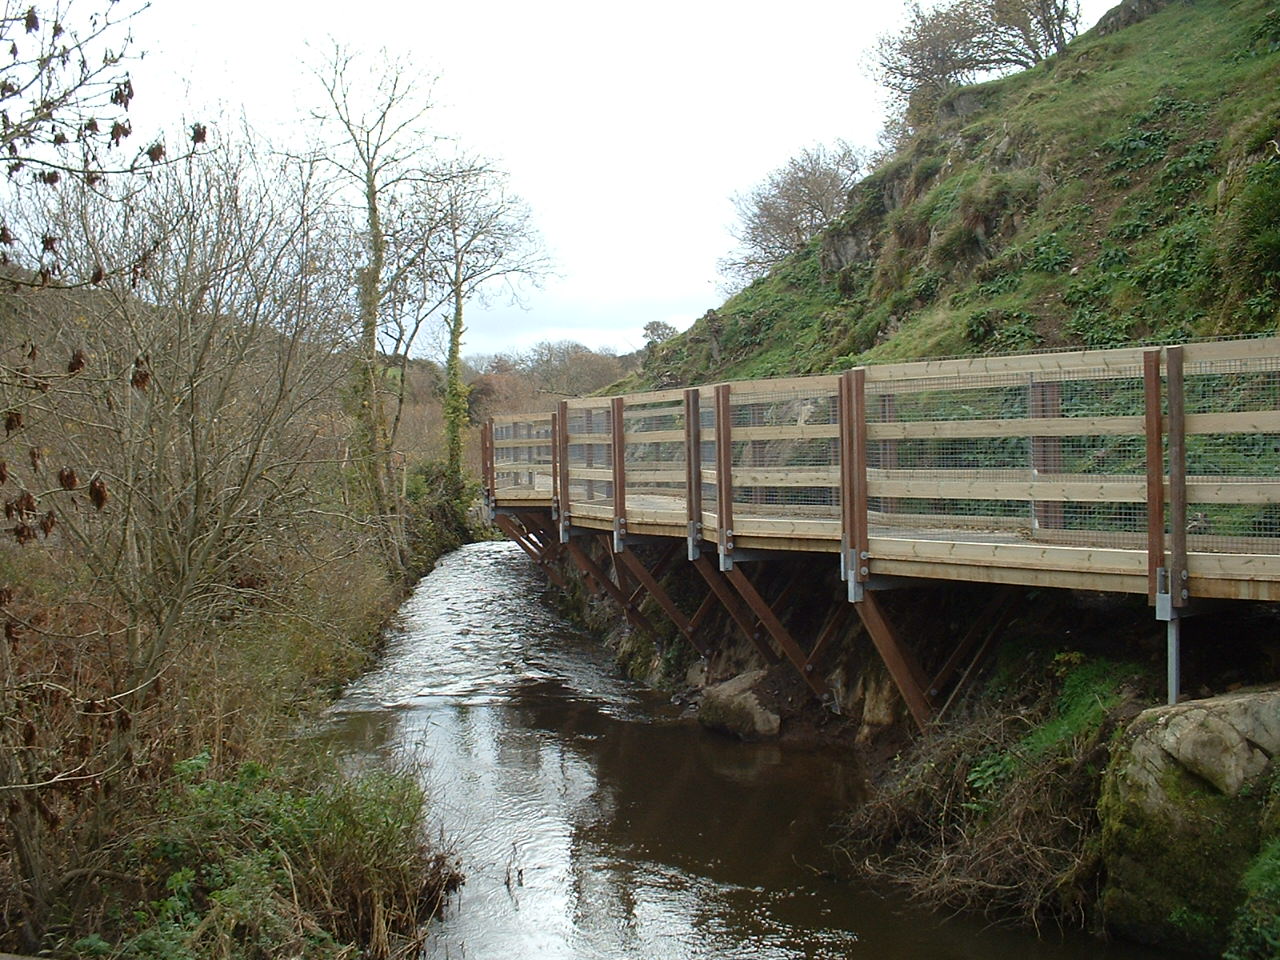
1100, 688, 1280, 955
698, 669, 781, 740
1094, 0, 1187, 37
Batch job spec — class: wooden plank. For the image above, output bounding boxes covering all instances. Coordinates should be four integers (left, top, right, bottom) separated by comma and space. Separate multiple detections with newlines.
868, 477, 1147, 502
853, 592, 933, 731
1184, 410, 1280, 435
730, 469, 839, 487
1182, 336, 1280, 366
727, 374, 841, 396
1168, 346, 1188, 607
492, 437, 555, 449
1187, 552, 1280, 580
619, 387, 690, 405
729, 424, 842, 441
724, 565, 829, 699
622, 429, 686, 444
565, 396, 617, 410
863, 344, 1154, 385
715, 384, 735, 563
692, 554, 779, 663
868, 537, 1148, 574
870, 557, 1147, 594
867, 415, 1145, 440
733, 517, 841, 538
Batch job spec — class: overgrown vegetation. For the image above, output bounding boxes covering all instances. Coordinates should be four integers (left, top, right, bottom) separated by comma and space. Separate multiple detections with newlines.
837, 645, 1152, 929
636, 0, 1280, 388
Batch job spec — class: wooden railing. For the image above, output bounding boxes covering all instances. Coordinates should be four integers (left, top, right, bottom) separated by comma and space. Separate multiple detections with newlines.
483, 337, 1280, 604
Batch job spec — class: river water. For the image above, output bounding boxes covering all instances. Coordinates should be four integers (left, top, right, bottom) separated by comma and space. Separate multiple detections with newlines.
328, 541, 1163, 960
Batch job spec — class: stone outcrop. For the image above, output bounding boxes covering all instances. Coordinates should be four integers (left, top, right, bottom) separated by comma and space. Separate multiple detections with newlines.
697, 669, 781, 740
1100, 688, 1280, 955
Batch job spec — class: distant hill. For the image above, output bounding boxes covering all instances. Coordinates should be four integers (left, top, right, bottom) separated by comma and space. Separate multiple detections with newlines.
628, 0, 1280, 389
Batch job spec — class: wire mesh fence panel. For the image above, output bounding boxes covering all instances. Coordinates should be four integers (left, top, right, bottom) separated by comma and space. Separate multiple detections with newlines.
493, 414, 555, 499
728, 380, 841, 523
565, 403, 615, 515
864, 362, 1150, 546
622, 393, 686, 522
1181, 353, 1280, 553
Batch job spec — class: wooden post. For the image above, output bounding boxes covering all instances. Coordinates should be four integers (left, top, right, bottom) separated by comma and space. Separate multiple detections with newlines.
481, 418, 495, 501
556, 400, 571, 541
611, 396, 627, 552
850, 368, 870, 595
1144, 349, 1166, 605
715, 383, 735, 571
1030, 379, 1064, 531
685, 388, 702, 560
1167, 346, 1189, 607
839, 370, 856, 585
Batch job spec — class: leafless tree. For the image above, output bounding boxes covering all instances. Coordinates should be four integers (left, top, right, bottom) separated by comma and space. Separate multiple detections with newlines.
411, 155, 548, 484
870, 0, 1080, 133
719, 140, 864, 289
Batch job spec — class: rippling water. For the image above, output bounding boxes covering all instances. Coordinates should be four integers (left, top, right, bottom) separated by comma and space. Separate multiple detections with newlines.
328, 541, 1162, 960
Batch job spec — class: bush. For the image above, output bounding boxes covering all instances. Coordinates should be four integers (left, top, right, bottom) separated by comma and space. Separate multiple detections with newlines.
1224, 836, 1280, 960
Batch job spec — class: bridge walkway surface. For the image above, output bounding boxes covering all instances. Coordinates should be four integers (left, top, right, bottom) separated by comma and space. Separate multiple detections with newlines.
482, 337, 1280, 729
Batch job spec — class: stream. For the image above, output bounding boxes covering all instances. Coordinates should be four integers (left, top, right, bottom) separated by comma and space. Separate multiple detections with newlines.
327, 541, 1164, 960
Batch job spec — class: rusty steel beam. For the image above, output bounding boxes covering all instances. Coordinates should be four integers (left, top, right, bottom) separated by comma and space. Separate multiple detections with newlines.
928, 586, 1018, 701
723, 565, 830, 699
852, 591, 933, 732
688, 591, 718, 633
692, 554, 778, 664
493, 513, 570, 590
616, 549, 712, 657
804, 602, 850, 675
1144, 348, 1166, 605
565, 539, 658, 637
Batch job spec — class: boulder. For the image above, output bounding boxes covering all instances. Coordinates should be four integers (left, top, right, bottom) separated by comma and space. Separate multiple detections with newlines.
1100, 688, 1279, 954
698, 669, 781, 740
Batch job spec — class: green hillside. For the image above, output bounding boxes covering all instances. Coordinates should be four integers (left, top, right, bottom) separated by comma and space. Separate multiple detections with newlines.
632, 0, 1280, 389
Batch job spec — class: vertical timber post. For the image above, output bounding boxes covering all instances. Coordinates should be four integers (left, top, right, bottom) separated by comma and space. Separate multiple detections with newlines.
850, 368, 870, 601
715, 383, 735, 571
684, 388, 703, 560
1166, 345, 1189, 705
557, 400, 571, 542
611, 396, 627, 552
838, 370, 857, 590
1144, 348, 1167, 607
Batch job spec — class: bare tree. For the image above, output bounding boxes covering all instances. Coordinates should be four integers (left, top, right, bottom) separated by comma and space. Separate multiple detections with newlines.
413, 156, 547, 485
719, 140, 864, 289
871, 0, 1080, 132
310, 46, 445, 577
0, 140, 358, 948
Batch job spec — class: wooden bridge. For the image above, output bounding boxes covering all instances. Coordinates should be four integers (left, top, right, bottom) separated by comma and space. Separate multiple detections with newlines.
482, 337, 1280, 728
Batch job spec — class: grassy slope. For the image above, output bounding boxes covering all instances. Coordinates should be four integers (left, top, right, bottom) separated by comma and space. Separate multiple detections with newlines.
629, 0, 1280, 390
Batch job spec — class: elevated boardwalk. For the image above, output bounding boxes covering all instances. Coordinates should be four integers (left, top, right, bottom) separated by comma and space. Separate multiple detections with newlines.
482, 338, 1280, 726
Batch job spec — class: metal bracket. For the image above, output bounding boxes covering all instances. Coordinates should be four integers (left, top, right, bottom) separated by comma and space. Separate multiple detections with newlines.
613, 516, 627, 553
687, 520, 702, 561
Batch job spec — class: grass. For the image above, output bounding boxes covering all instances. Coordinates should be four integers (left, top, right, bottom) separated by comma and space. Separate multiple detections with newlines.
625, 0, 1280, 390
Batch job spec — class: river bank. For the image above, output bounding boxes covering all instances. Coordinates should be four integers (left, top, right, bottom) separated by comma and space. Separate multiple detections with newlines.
535, 536, 1280, 957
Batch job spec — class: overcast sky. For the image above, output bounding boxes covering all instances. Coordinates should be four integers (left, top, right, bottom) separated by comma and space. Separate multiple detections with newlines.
129, 0, 1119, 361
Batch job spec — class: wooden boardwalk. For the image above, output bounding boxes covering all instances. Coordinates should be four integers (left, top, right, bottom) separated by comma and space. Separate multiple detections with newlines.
482, 337, 1280, 726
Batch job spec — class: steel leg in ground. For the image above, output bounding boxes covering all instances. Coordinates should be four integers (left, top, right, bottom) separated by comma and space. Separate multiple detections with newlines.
1167, 612, 1181, 706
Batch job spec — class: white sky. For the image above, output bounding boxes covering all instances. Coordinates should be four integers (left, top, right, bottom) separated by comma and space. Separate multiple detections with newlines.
128, 0, 1119, 361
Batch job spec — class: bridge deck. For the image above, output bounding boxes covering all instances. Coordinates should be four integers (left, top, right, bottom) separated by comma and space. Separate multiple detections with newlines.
484, 338, 1280, 605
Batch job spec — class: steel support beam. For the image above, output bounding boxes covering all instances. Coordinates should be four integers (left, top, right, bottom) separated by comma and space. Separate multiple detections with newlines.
851, 591, 933, 732
615, 548, 712, 657
564, 539, 658, 638
692, 554, 778, 664
723, 565, 830, 699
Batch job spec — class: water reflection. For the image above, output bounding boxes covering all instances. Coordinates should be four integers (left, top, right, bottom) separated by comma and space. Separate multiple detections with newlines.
327, 541, 1160, 960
